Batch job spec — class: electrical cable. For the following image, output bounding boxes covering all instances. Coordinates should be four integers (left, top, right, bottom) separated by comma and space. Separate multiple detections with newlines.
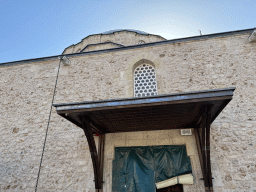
35, 58, 62, 192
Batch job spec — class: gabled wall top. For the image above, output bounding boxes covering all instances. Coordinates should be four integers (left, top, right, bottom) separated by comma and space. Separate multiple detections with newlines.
62, 29, 166, 54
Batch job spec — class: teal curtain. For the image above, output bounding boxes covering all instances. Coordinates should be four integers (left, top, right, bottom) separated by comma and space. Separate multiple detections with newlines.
112, 145, 192, 192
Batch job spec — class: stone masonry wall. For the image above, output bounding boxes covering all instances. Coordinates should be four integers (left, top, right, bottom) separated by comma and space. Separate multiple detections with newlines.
0, 60, 97, 192
0, 31, 256, 191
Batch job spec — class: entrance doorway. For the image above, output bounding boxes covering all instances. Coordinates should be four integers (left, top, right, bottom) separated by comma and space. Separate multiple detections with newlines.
112, 146, 191, 192
156, 184, 183, 192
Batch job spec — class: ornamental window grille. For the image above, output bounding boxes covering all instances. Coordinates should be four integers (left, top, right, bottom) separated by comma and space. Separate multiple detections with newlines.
134, 64, 158, 97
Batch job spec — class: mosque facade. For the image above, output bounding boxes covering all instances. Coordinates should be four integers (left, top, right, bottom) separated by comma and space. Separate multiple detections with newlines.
0, 28, 256, 192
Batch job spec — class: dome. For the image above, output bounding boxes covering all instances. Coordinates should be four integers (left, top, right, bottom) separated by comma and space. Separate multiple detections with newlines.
102, 29, 148, 35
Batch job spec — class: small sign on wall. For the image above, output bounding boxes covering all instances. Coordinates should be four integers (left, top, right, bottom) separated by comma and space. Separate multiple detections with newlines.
181, 129, 192, 136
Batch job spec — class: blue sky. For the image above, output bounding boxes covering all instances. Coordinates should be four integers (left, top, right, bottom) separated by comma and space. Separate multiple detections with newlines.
0, 0, 255, 63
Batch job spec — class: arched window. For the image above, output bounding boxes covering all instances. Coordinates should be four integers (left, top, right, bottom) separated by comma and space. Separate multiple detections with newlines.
138, 40, 145, 44
134, 63, 158, 97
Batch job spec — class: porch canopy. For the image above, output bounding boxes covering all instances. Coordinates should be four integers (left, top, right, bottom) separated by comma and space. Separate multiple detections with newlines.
53, 87, 235, 192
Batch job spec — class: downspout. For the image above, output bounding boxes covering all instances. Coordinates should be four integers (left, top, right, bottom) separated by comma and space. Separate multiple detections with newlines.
249, 29, 256, 42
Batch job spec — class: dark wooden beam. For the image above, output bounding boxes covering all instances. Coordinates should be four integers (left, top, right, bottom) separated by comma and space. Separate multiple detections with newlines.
59, 113, 104, 134
81, 117, 101, 189
201, 109, 209, 191
98, 133, 105, 189
206, 108, 213, 192
90, 120, 103, 134
197, 107, 214, 192
194, 128, 204, 182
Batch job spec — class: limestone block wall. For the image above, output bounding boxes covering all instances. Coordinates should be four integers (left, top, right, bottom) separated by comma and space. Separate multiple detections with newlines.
103, 129, 205, 192
0, 31, 256, 191
0, 61, 96, 192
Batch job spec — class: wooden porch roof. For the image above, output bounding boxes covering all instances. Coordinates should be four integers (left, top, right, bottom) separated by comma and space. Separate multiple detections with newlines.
53, 87, 235, 191
53, 87, 235, 134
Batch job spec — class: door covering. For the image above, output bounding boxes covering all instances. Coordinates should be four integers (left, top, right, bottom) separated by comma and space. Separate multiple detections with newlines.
112, 145, 192, 192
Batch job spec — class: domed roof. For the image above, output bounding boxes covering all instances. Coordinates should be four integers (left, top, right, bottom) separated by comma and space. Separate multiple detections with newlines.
63, 29, 166, 54
102, 29, 148, 35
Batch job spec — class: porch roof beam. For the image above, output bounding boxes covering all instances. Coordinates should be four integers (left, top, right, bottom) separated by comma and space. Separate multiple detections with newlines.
80, 117, 104, 190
